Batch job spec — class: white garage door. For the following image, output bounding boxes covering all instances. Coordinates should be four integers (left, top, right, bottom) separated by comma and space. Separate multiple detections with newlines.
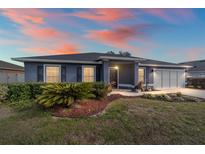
154, 69, 185, 89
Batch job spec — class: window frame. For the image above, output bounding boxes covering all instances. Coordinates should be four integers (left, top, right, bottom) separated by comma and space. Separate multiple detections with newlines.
82, 65, 96, 82
44, 64, 61, 83
138, 67, 146, 84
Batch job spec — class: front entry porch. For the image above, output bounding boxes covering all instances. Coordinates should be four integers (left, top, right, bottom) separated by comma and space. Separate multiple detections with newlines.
103, 60, 139, 89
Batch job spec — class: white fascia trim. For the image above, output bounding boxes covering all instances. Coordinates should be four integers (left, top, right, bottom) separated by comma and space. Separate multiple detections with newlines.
139, 63, 192, 68
98, 56, 145, 61
12, 58, 102, 64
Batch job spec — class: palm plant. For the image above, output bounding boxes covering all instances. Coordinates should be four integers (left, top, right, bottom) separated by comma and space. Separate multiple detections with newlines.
36, 83, 94, 108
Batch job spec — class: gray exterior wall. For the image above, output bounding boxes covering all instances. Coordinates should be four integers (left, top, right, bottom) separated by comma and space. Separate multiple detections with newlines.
24, 61, 138, 88
24, 62, 186, 89
24, 62, 102, 82
187, 71, 205, 78
25, 62, 38, 82
66, 64, 79, 82
102, 61, 109, 84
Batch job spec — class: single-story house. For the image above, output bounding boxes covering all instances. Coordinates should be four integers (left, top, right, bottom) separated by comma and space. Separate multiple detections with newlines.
12, 52, 191, 89
0, 60, 24, 83
180, 60, 205, 78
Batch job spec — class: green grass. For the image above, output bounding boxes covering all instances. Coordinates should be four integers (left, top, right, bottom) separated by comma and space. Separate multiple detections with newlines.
1, 98, 205, 144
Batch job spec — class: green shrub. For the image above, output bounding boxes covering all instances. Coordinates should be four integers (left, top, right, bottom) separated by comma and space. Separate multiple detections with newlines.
187, 78, 205, 89
7, 83, 44, 102
176, 92, 182, 97
0, 84, 9, 102
8, 84, 31, 102
10, 99, 36, 111
92, 82, 111, 99
156, 94, 172, 102
26, 83, 45, 99
142, 94, 156, 99
143, 93, 173, 101
36, 83, 95, 108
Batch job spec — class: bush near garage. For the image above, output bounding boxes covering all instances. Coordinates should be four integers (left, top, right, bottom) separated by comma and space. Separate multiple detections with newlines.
186, 78, 205, 89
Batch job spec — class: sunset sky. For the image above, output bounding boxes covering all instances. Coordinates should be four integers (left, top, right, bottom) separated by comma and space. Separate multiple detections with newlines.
0, 8, 205, 65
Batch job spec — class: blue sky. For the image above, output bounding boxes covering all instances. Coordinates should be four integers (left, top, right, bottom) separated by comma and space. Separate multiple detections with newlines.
0, 8, 205, 65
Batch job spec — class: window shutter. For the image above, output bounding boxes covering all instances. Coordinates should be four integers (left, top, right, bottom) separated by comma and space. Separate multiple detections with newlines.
61, 65, 66, 82
77, 66, 82, 82
37, 65, 44, 82
96, 66, 101, 82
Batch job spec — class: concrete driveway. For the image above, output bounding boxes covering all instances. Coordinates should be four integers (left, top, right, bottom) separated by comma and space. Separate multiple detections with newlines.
145, 88, 205, 99
110, 88, 205, 99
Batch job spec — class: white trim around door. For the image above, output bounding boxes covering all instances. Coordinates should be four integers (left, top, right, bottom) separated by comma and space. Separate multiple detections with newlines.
108, 67, 119, 89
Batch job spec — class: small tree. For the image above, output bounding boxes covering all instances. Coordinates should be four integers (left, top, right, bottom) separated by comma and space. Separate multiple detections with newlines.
106, 51, 115, 55
119, 51, 131, 57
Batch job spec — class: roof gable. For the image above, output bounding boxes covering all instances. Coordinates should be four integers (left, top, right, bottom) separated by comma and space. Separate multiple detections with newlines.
0, 60, 24, 71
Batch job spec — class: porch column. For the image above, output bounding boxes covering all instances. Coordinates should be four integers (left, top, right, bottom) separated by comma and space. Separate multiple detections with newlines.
102, 60, 109, 84
134, 62, 139, 87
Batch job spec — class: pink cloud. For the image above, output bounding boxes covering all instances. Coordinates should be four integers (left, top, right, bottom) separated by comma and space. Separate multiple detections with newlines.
0, 9, 47, 26
71, 8, 134, 22
23, 27, 66, 39
141, 9, 195, 23
86, 25, 150, 50
0, 9, 82, 55
23, 43, 80, 55
185, 48, 204, 60
168, 47, 205, 62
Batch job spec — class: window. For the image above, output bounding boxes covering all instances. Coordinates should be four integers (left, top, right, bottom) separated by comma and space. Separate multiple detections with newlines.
82, 66, 95, 82
45, 65, 61, 83
138, 68, 145, 83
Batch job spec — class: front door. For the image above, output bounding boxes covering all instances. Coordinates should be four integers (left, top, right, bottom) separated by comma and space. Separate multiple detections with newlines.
109, 68, 118, 88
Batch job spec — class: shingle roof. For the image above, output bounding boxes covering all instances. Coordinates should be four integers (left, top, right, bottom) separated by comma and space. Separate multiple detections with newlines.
180, 60, 205, 71
0, 60, 24, 71
13, 52, 188, 67
140, 59, 178, 66
13, 52, 143, 62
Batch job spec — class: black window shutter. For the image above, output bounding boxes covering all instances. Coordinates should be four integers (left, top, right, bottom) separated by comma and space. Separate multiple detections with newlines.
77, 66, 82, 82
61, 65, 66, 82
37, 65, 44, 82
96, 66, 101, 82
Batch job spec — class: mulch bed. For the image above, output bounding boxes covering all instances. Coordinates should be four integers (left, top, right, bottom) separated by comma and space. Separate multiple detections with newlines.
53, 94, 136, 118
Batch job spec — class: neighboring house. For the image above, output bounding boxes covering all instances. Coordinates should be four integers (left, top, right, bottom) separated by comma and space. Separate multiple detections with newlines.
180, 60, 205, 78
12, 52, 191, 89
0, 60, 24, 83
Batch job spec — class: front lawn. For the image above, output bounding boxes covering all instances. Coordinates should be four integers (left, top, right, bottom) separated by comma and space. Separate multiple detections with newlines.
1, 98, 205, 144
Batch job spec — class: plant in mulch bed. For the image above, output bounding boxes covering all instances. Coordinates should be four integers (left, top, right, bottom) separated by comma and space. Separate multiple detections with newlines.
91, 82, 112, 99
36, 83, 95, 108
53, 94, 131, 118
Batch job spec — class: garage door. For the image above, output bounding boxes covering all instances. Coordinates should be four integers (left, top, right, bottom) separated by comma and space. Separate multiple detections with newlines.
154, 69, 185, 89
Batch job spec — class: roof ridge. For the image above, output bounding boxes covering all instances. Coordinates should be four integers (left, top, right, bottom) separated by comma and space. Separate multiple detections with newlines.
179, 59, 205, 64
